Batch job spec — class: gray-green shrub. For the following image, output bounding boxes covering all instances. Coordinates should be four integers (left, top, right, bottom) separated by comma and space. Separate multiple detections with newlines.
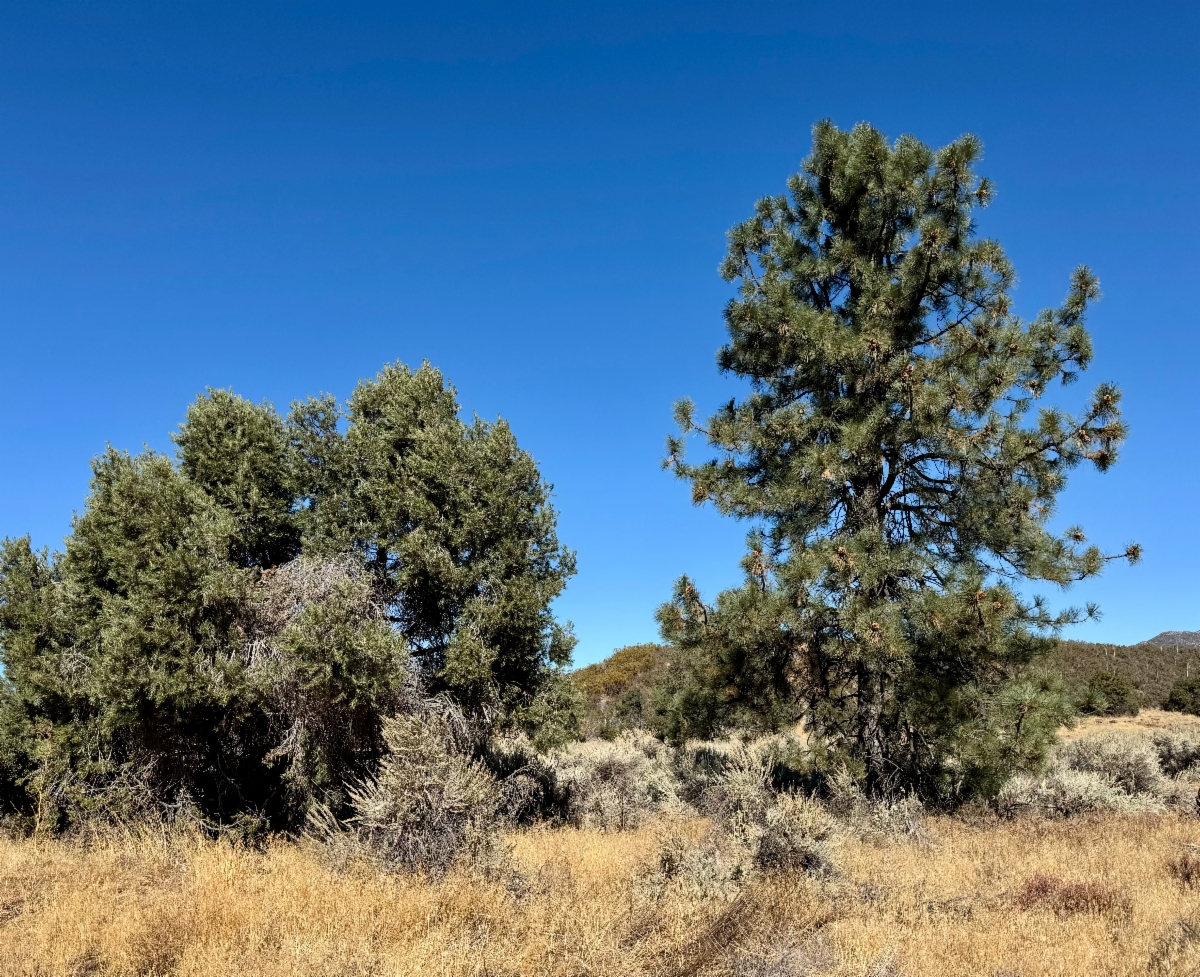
1056, 733, 1167, 798
545, 731, 683, 831
314, 698, 501, 872
997, 768, 1163, 817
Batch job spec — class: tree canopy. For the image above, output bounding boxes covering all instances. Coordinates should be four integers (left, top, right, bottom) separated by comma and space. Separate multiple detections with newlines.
0, 361, 575, 828
659, 121, 1138, 799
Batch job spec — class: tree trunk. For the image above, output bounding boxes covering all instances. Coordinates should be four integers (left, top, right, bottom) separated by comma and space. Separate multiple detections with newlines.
856, 660, 888, 793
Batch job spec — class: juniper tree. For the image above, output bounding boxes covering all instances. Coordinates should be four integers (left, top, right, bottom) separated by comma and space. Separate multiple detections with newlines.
0, 362, 575, 827
174, 389, 301, 569
0, 450, 265, 822
288, 362, 578, 714
660, 121, 1139, 799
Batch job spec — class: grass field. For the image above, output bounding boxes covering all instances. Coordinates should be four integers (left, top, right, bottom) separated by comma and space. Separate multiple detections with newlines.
1, 809, 1197, 975
1059, 708, 1200, 740
2, 712, 1199, 977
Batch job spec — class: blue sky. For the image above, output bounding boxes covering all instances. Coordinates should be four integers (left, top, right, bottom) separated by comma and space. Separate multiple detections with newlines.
2, 1, 1197, 664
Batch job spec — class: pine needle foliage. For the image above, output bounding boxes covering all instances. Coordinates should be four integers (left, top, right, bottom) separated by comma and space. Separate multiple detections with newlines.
660, 121, 1139, 800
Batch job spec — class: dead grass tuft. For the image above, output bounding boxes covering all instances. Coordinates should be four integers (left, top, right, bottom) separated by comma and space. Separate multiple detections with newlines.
1167, 850, 1200, 889
1014, 872, 1131, 917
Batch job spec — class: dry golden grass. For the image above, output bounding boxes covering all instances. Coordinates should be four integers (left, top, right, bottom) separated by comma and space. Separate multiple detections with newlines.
4, 712, 1198, 976
1060, 709, 1200, 741
1, 809, 1198, 977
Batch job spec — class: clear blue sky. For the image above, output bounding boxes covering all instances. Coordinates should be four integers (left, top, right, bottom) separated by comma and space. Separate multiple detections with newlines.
2, 2, 1197, 664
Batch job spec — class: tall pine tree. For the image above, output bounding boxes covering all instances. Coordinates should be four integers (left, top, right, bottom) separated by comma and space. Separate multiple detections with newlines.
660, 121, 1139, 800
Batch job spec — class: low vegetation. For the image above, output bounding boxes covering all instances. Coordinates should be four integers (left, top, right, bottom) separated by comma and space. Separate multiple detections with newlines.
1, 714, 1199, 976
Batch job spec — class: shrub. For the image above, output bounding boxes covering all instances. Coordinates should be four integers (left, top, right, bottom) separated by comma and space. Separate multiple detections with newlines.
1056, 733, 1167, 798
698, 745, 774, 831
316, 699, 501, 873
1080, 670, 1140, 716
672, 731, 815, 807
1167, 852, 1200, 889
754, 794, 836, 876
997, 769, 1163, 818
646, 826, 756, 902
644, 794, 837, 902
648, 830, 758, 907
250, 555, 411, 826
825, 768, 926, 842
1015, 873, 1131, 917
546, 732, 682, 831
1164, 678, 1200, 716
482, 733, 566, 825
745, 731, 821, 795
1152, 728, 1200, 778
644, 746, 840, 898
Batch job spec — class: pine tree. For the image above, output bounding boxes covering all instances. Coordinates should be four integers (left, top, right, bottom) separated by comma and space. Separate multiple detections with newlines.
660, 121, 1139, 800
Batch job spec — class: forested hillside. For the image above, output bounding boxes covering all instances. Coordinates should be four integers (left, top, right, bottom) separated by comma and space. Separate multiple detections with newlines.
571, 643, 674, 735
1051, 639, 1200, 708
575, 638, 1200, 723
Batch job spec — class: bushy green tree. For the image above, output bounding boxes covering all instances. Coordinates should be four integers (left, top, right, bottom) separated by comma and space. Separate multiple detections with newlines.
1164, 677, 1200, 716
289, 362, 577, 713
0, 450, 265, 824
174, 389, 301, 569
660, 121, 1138, 799
0, 361, 575, 828
1080, 670, 1140, 716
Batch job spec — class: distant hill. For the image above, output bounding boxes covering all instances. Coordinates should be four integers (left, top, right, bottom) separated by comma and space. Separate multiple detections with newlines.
571, 643, 674, 734
1144, 630, 1200, 649
572, 643, 670, 697
1049, 639, 1200, 708
574, 637, 1200, 723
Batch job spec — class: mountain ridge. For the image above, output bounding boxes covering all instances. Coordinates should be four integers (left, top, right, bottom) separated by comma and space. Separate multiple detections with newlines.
1145, 630, 1200, 648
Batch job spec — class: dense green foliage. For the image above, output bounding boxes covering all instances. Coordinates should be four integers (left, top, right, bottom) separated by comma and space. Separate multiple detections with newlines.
288, 364, 577, 711
659, 121, 1137, 799
0, 362, 575, 829
1164, 678, 1200, 716
1051, 639, 1200, 709
1079, 670, 1140, 717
